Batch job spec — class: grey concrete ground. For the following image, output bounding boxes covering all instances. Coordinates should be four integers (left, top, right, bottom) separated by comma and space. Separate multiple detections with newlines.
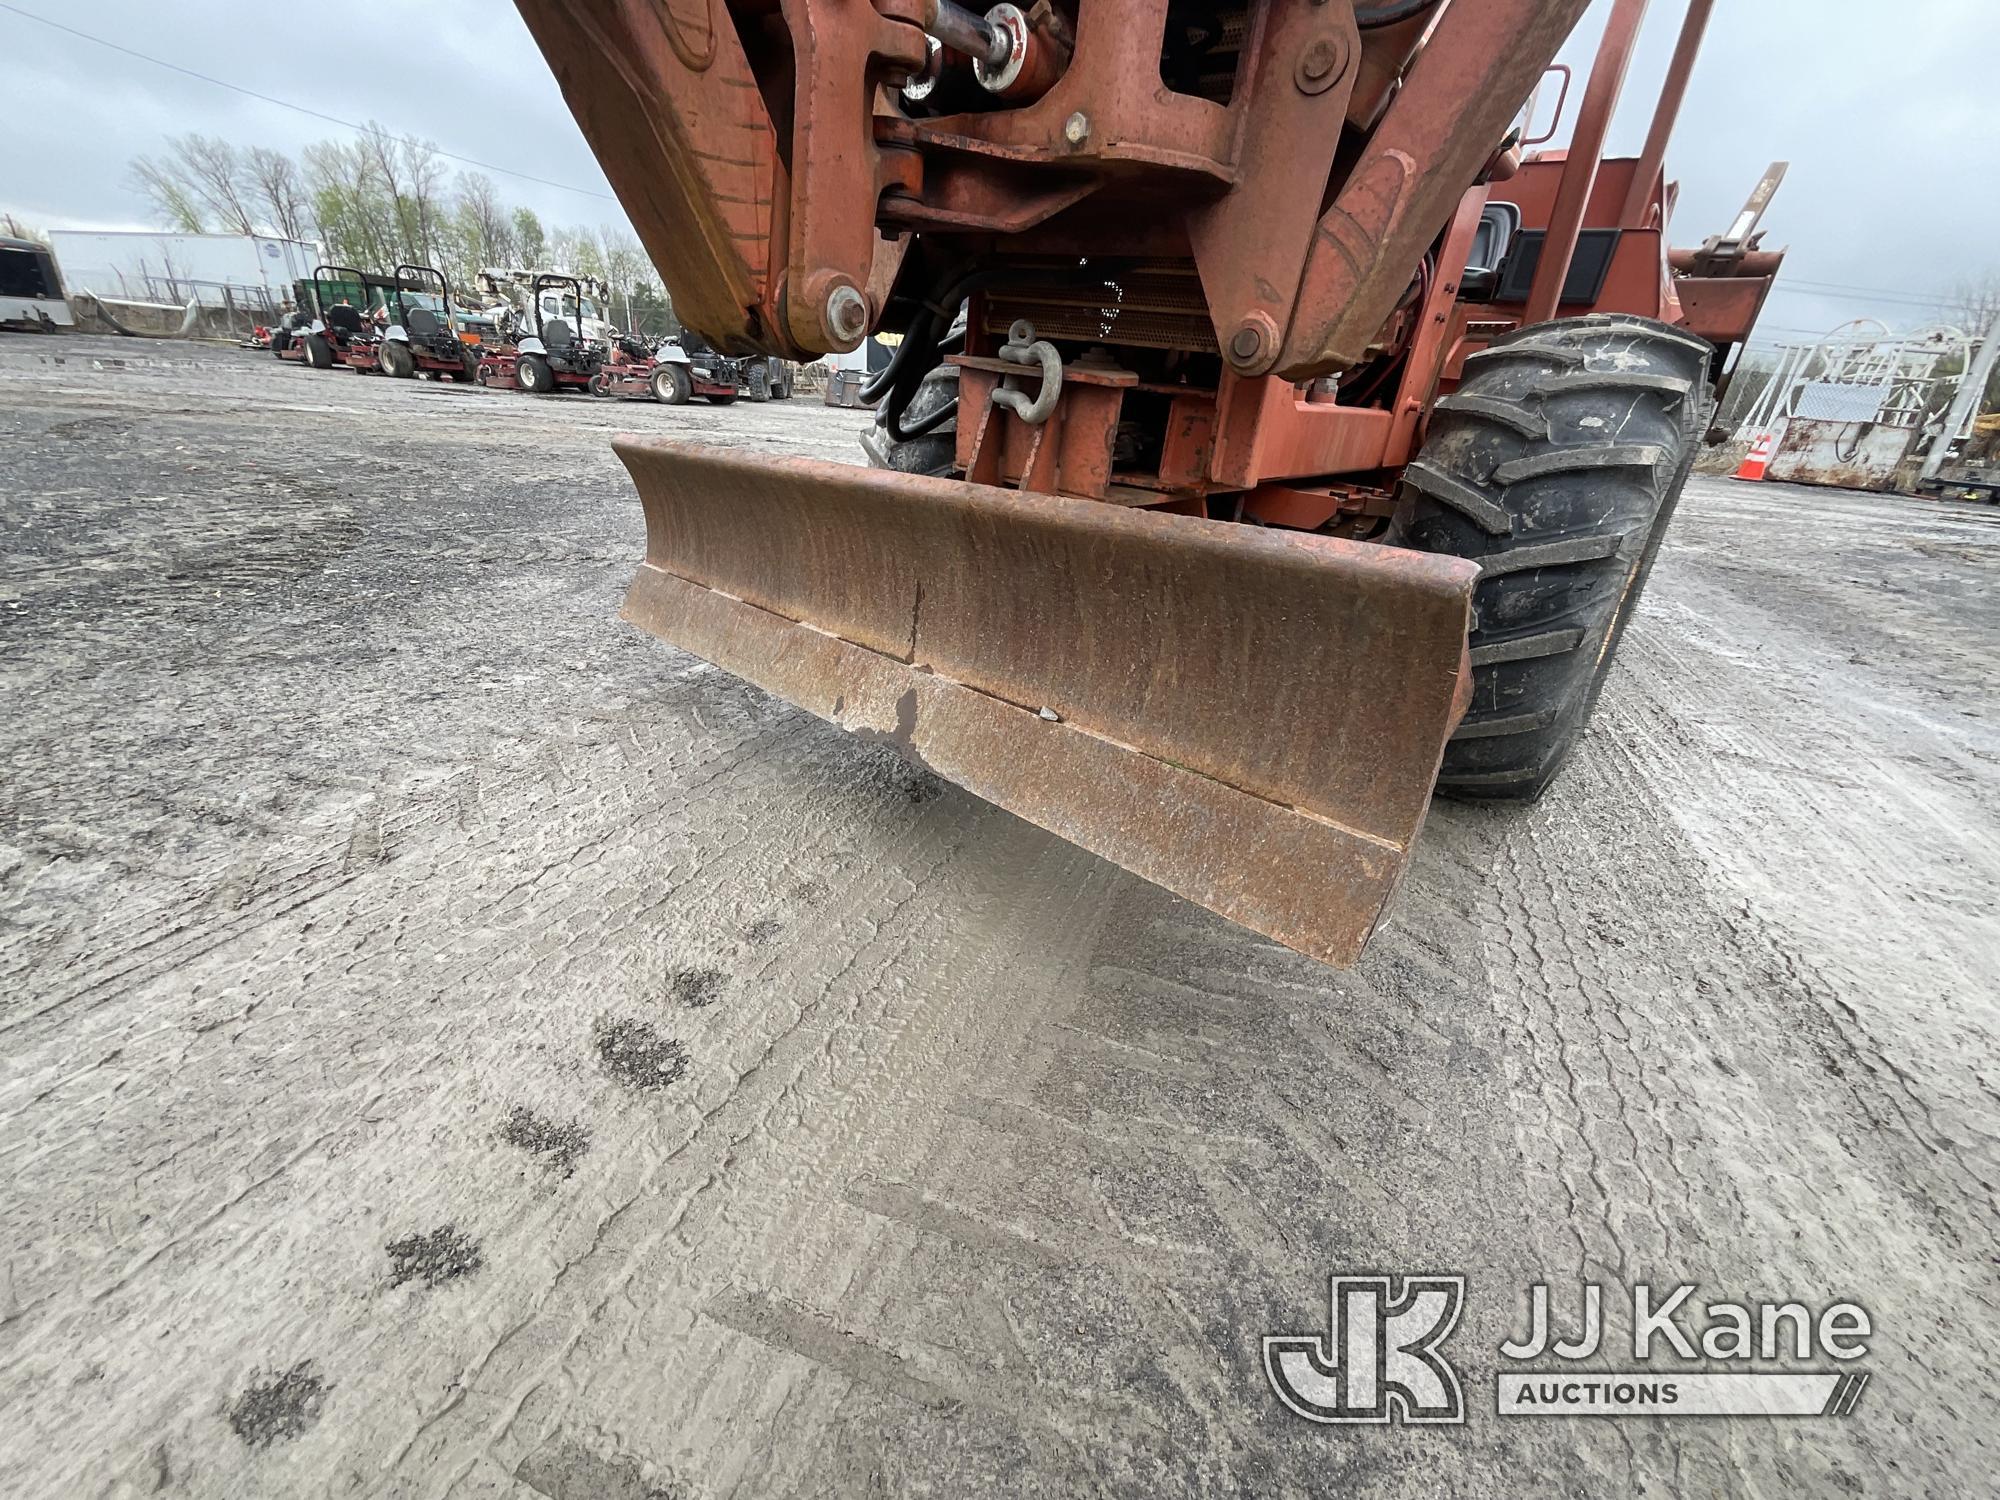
2, 335, 1995, 1499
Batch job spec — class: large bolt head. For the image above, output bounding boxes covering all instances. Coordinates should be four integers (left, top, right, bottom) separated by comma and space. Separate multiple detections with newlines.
1295, 35, 1349, 95
824, 285, 869, 345
1227, 311, 1281, 374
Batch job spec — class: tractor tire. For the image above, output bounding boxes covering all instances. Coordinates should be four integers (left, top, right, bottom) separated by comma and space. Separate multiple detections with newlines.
589, 371, 611, 397
303, 333, 334, 370
380, 340, 415, 378
516, 352, 555, 395
457, 350, 480, 383
747, 364, 770, 402
1402, 313, 1713, 801
862, 364, 959, 478
651, 365, 691, 405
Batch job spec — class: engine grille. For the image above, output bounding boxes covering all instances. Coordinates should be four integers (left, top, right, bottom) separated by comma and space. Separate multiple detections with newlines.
982, 260, 1217, 354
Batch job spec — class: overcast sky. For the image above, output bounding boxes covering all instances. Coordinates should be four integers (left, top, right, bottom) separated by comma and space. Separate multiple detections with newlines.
4, 0, 1995, 347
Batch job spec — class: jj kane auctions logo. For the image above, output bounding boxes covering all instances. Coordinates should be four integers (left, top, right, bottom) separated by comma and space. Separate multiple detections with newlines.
1266, 1277, 1872, 1424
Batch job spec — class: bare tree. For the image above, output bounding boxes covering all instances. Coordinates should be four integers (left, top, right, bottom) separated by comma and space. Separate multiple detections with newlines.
546, 225, 581, 273
597, 223, 652, 331
401, 136, 450, 267
245, 147, 313, 242
548, 225, 607, 281
131, 135, 317, 241
179, 135, 258, 234
127, 154, 209, 233
451, 171, 515, 285
1946, 274, 2000, 336
348, 122, 451, 269
356, 124, 415, 268
119, 122, 654, 331
1945, 274, 2000, 409
0, 214, 50, 247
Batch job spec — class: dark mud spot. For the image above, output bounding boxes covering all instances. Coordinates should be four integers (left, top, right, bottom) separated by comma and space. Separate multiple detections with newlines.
48, 416, 133, 443
500, 1105, 591, 1176
595, 1017, 689, 1091
668, 966, 727, 1009
896, 766, 944, 803
227, 1361, 329, 1448
386, 1224, 484, 1288
744, 917, 783, 945
789, 878, 829, 908
849, 738, 944, 804
516, 1440, 686, 1500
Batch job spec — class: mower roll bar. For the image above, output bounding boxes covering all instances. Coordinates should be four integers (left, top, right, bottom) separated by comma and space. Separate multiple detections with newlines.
307, 264, 375, 325
530, 273, 586, 342
392, 263, 454, 324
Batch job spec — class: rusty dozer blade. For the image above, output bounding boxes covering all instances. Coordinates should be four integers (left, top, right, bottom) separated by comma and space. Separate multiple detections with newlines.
614, 440, 1478, 967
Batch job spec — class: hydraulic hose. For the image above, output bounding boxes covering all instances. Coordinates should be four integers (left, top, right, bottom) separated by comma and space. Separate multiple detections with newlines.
876, 266, 996, 441
863, 264, 989, 405
875, 263, 1075, 442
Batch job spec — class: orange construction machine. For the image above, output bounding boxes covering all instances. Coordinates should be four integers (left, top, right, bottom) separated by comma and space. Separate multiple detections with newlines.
517, 0, 1783, 965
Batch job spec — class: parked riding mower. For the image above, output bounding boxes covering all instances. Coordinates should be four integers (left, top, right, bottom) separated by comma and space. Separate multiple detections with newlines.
275, 267, 364, 369
587, 332, 667, 400
648, 330, 753, 405
477, 274, 606, 394
269, 308, 314, 363
376, 264, 481, 383
290, 265, 387, 373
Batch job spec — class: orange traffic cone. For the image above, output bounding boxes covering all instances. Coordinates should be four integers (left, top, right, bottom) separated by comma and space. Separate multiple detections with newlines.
1733, 431, 1775, 482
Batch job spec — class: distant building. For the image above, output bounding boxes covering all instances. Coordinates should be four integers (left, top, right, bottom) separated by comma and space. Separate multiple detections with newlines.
46, 230, 322, 312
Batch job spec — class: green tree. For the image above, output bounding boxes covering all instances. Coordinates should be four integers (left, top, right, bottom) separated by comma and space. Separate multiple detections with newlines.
353, 122, 448, 270
625, 281, 679, 340
304, 138, 398, 272
118, 122, 673, 332
512, 207, 547, 267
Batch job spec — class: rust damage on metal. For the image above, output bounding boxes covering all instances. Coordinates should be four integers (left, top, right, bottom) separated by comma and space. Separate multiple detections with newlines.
514, 0, 1788, 966
615, 439, 1476, 967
